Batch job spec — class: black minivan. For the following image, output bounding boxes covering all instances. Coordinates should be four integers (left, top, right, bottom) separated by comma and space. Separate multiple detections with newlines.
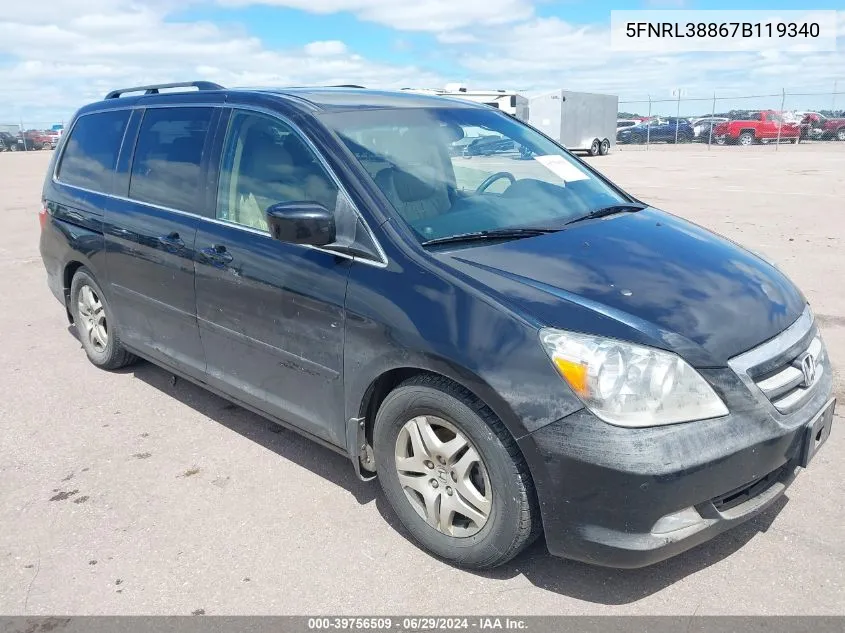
39, 81, 835, 569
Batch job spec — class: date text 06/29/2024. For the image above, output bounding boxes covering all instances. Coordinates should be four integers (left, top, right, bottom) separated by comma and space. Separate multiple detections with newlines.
306, 617, 528, 630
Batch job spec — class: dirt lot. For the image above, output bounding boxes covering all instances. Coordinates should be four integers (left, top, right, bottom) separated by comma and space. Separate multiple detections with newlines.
1, 145, 843, 615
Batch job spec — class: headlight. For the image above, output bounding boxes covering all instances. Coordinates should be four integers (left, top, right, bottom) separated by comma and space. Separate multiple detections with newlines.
539, 329, 728, 427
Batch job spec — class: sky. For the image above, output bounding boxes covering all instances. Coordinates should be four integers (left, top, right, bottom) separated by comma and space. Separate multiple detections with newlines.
0, 0, 843, 125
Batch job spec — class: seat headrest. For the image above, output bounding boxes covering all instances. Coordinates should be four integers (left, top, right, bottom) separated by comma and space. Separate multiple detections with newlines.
241, 131, 292, 177
376, 167, 437, 203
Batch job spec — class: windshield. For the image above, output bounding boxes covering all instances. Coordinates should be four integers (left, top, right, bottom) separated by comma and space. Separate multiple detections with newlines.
321, 107, 628, 244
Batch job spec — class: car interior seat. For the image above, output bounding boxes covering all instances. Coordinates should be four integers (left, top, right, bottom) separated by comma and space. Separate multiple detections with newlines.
372, 127, 453, 224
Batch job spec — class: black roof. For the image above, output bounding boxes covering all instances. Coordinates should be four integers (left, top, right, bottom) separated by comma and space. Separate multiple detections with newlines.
79, 83, 482, 117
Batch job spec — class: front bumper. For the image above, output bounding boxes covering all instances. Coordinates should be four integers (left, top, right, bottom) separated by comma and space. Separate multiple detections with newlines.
518, 324, 834, 568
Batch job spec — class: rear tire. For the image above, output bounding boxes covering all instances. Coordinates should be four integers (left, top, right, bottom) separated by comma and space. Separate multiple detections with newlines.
738, 132, 755, 146
836, 127, 845, 142
373, 375, 540, 569
70, 268, 137, 370
599, 139, 610, 155
589, 139, 601, 156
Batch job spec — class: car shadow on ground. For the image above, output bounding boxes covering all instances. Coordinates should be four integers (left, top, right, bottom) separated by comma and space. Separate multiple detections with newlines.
124, 355, 789, 606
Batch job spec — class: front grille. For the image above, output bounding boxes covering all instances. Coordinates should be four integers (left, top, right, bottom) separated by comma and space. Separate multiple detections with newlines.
712, 464, 788, 512
728, 306, 827, 415
752, 336, 824, 412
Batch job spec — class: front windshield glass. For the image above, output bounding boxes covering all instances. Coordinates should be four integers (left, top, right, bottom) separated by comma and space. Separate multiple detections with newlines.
322, 107, 627, 244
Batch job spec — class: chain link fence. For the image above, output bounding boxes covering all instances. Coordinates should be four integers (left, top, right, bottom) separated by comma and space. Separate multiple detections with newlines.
616, 85, 844, 150
616, 87, 845, 150
0, 122, 65, 152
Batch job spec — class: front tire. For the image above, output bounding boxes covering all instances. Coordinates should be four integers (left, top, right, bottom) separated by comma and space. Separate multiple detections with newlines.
70, 268, 137, 370
373, 375, 540, 569
588, 139, 601, 156
599, 138, 610, 155
738, 132, 755, 146
836, 127, 845, 142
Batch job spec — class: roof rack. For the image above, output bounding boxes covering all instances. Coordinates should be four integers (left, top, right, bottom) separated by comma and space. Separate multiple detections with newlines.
104, 81, 225, 100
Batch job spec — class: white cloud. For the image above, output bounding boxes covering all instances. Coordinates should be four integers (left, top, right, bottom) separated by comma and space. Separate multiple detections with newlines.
217, 0, 533, 32
436, 31, 479, 44
303, 40, 348, 56
0, 1, 445, 123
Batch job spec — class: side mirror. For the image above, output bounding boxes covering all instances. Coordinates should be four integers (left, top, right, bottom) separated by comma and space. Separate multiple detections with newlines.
265, 201, 336, 247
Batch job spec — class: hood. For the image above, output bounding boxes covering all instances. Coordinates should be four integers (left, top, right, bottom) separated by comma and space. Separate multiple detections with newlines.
437, 209, 805, 367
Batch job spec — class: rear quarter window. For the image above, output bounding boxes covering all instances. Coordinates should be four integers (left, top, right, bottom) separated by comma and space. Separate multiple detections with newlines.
56, 110, 130, 192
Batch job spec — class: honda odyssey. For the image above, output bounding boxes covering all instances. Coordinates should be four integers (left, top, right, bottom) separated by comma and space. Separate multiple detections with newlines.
39, 82, 835, 569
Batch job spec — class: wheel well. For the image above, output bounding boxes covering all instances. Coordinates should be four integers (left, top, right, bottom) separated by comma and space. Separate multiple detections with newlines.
739, 128, 755, 136
359, 368, 430, 446
357, 368, 517, 449
63, 261, 84, 322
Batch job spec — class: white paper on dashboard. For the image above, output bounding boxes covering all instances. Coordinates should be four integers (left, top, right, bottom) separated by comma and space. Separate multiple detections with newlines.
534, 154, 590, 183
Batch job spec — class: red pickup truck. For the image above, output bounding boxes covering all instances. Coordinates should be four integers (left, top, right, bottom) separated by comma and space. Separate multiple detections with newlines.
713, 111, 800, 146
18, 130, 53, 150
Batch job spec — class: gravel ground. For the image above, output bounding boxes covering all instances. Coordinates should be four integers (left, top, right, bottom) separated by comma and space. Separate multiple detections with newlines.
0, 145, 843, 615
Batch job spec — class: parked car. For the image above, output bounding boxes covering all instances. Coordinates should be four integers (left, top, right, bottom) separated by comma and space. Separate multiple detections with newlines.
39, 81, 834, 570
0, 131, 21, 151
616, 119, 639, 132
18, 130, 52, 150
712, 111, 800, 145
45, 130, 62, 149
462, 134, 515, 156
800, 113, 845, 141
690, 117, 729, 140
616, 117, 694, 144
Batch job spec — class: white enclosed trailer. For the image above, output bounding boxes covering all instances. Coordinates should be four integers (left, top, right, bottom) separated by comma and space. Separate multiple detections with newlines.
528, 90, 618, 156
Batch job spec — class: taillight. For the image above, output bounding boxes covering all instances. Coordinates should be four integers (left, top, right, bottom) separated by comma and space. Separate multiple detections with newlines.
39, 201, 48, 230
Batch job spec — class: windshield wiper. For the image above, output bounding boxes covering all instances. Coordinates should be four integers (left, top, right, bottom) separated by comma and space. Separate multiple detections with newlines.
565, 203, 647, 225
421, 227, 561, 247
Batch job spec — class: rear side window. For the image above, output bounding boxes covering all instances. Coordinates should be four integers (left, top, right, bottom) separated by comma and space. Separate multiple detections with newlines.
128, 107, 213, 212
57, 110, 130, 192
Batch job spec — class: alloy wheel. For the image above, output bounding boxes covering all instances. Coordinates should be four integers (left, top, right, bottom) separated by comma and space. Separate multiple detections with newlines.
394, 415, 492, 537
77, 285, 108, 353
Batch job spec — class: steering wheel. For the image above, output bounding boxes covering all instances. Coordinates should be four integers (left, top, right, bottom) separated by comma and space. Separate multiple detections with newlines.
476, 171, 516, 194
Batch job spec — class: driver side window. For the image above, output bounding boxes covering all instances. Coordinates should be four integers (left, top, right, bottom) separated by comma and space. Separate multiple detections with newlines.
217, 111, 339, 232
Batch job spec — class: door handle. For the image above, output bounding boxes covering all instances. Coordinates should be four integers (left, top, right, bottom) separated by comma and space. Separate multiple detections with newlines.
157, 232, 185, 248
200, 244, 234, 265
